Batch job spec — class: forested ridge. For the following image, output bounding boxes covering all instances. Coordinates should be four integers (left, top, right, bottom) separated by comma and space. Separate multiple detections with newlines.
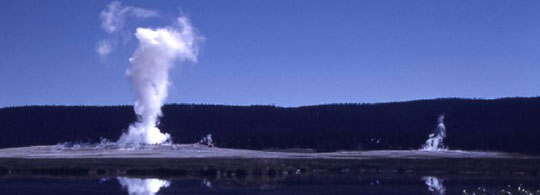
1, 97, 539, 154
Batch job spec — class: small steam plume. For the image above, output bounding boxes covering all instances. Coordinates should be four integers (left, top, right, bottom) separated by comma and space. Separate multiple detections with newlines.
117, 16, 201, 145
117, 177, 170, 195
100, 1, 159, 34
97, 1, 159, 57
421, 115, 447, 151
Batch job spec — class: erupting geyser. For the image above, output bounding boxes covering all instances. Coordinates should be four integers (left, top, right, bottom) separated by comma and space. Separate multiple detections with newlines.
117, 16, 202, 145
421, 115, 447, 151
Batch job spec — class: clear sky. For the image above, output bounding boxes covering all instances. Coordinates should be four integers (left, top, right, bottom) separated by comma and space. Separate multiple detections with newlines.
1, 0, 539, 107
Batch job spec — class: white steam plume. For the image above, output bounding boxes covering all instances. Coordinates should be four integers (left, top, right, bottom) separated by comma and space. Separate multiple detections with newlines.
117, 16, 201, 145
421, 115, 447, 151
96, 40, 113, 56
117, 177, 170, 195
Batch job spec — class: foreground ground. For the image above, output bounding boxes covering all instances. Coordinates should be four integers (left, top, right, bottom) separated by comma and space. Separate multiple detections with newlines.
0, 144, 538, 178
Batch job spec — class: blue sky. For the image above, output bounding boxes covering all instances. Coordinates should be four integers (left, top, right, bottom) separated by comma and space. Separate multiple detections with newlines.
1, 0, 539, 107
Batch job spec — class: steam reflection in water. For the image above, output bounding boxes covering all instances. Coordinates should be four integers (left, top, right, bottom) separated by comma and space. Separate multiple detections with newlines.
423, 176, 445, 195
117, 177, 171, 195
1, 175, 539, 194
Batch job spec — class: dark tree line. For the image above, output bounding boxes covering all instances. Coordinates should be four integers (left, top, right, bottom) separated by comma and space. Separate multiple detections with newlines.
1, 97, 539, 154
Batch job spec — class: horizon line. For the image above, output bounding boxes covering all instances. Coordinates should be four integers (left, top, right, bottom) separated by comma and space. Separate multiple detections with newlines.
2, 96, 539, 109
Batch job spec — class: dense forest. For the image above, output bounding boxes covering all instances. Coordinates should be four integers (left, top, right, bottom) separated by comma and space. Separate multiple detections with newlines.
1, 97, 539, 154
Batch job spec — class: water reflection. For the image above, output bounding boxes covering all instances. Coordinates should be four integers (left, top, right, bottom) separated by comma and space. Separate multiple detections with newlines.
462, 184, 540, 195
117, 177, 170, 195
202, 178, 212, 188
1, 175, 540, 194
423, 176, 445, 195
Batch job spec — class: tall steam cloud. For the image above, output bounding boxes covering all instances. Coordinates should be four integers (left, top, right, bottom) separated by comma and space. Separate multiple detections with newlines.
96, 2, 202, 145
118, 16, 201, 145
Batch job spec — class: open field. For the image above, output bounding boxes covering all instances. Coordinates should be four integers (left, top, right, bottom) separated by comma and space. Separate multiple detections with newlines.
0, 144, 539, 178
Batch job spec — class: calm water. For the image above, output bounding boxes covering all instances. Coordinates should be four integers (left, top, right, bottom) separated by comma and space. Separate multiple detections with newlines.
1, 175, 539, 195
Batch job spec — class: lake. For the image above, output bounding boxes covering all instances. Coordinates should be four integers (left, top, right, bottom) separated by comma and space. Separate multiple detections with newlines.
1, 174, 539, 195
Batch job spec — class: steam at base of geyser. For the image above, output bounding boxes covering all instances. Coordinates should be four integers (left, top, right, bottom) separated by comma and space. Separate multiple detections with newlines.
117, 16, 201, 145
421, 115, 448, 151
